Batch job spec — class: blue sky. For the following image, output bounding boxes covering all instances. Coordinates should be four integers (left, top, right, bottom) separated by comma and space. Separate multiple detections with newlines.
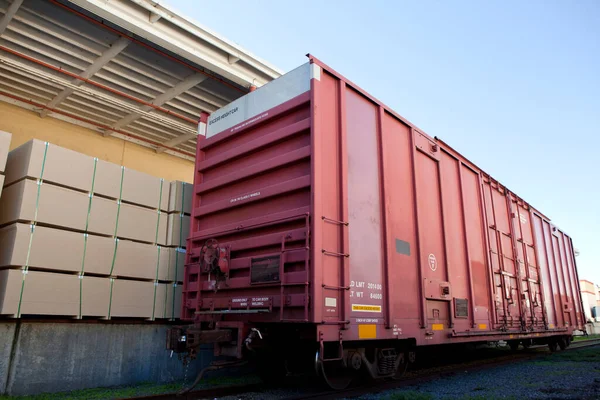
166, 0, 599, 283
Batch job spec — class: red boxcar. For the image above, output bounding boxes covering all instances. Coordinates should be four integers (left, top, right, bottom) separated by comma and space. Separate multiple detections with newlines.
171, 55, 584, 388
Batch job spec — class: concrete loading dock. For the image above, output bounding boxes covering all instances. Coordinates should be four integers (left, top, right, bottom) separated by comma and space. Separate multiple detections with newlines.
0, 322, 215, 396
0, 0, 279, 395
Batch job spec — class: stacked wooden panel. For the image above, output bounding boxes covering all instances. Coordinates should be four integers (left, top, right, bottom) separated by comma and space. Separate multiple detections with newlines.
154, 181, 191, 319
0, 131, 11, 198
0, 139, 191, 320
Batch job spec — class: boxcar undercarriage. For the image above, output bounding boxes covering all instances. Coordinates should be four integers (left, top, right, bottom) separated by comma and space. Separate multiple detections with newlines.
167, 322, 577, 390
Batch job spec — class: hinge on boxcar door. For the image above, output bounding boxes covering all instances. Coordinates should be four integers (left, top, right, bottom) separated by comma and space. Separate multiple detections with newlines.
200, 239, 230, 292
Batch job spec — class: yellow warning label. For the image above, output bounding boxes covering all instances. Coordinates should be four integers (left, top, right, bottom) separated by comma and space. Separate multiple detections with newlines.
358, 324, 377, 339
548, 324, 554, 329
352, 304, 382, 313
478, 324, 487, 330
432, 323, 444, 331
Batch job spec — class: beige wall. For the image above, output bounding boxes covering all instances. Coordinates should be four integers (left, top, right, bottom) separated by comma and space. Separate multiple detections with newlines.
581, 280, 595, 293
0, 101, 194, 183
580, 279, 600, 322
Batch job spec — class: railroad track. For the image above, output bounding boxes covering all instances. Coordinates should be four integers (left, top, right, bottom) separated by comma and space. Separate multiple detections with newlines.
123, 338, 600, 400
118, 383, 262, 400
288, 338, 600, 400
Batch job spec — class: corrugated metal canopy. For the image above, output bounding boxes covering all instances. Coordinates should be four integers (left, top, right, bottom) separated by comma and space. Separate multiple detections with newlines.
0, 0, 281, 160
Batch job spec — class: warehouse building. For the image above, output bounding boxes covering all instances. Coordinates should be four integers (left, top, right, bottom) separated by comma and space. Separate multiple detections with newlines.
580, 279, 600, 334
0, 0, 280, 395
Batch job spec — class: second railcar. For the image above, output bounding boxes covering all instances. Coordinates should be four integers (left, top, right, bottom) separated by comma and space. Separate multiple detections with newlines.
168, 55, 584, 389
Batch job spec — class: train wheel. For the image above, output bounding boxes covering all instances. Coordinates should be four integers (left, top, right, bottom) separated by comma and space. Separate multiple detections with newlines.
558, 337, 567, 350
548, 341, 558, 352
315, 351, 354, 390
392, 352, 409, 380
522, 339, 533, 350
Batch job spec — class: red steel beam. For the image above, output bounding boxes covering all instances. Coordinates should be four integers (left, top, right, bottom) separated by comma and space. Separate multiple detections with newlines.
0, 44, 198, 125
48, 0, 246, 94
0, 89, 195, 157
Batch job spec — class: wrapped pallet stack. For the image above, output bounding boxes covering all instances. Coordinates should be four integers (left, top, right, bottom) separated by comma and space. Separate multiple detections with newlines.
0, 139, 190, 320
0, 130, 11, 198
157, 181, 192, 319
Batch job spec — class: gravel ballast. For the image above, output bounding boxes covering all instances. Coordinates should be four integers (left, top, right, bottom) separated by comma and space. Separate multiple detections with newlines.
355, 345, 600, 400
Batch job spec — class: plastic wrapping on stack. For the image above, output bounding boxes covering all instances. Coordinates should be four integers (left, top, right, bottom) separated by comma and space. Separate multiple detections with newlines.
166, 181, 191, 248
0, 130, 11, 198
156, 181, 191, 320
0, 139, 185, 320
0, 140, 169, 243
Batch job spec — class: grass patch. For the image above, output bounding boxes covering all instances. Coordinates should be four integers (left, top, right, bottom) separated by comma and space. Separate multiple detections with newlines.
573, 334, 600, 341
0, 375, 259, 400
387, 391, 433, 400
547, 369, 576, 376
531, 360, 554, 366
550, 347, 600, 362
532, 347, 600, 365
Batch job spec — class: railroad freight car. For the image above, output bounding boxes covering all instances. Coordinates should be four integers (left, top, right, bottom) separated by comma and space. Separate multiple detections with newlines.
167, 55, 585, 389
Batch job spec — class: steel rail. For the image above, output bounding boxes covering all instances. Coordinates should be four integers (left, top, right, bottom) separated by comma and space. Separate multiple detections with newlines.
117, 383, 261, 400
288, 338, 600, 400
